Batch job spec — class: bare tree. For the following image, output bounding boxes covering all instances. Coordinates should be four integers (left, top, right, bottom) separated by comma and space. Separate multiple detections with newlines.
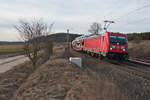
88, 22, 102, 34
15, 19, 54, 66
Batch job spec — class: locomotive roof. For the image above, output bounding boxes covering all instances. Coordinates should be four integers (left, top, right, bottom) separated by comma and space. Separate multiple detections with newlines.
107, 32, 126, 36
74, 32, 126, 41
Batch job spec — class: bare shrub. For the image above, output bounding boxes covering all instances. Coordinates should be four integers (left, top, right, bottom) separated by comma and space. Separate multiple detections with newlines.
15, 19, 54, 66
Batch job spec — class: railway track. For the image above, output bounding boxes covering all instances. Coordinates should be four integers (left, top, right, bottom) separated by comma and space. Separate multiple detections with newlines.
72, 49, 150, 84
128, 58, 150, 66
106, 59, 150, 83
81, 50, 150, 82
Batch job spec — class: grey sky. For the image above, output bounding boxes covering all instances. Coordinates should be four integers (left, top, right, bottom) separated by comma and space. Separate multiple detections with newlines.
0, 0, 150, 41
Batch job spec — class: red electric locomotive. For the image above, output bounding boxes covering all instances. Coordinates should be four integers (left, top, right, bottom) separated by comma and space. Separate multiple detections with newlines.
72, 32, 129, 60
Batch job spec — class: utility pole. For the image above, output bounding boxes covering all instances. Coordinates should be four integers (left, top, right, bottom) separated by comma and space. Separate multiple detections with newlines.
66, 29, 70, 58
104, 20, 115, 32
67, 29, 69, 46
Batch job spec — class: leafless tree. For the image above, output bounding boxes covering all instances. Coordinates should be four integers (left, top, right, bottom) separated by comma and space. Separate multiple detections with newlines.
15, 19, 54, 66
88, 22, 102, 34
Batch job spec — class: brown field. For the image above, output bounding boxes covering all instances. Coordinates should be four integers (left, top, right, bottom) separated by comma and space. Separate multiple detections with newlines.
0, 44, 23, 49
0, 44, 24, 58
0, 44, 24, 53
128, 40, 150, 58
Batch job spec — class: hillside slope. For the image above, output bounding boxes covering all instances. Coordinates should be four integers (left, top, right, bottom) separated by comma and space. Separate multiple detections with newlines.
48, 33, 81, 43
128, 40, 150, 59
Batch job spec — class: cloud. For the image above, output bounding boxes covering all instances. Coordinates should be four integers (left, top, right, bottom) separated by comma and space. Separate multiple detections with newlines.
0, 28, 20, 41
0, 0, 150, 41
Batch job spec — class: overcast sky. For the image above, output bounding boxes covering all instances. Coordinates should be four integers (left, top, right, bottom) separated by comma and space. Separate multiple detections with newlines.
0, 0, 150, 41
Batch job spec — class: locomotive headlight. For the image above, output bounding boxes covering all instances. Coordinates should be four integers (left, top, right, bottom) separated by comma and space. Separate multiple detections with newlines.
110, 46, 115, 50
121, 46, 126, 51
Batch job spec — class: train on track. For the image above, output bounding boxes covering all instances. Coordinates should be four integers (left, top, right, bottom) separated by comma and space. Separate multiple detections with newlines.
72, 32, 129, 60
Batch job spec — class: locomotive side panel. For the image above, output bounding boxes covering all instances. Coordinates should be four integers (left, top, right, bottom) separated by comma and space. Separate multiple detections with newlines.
84, 36, 101, 53
99, 33, 110, 56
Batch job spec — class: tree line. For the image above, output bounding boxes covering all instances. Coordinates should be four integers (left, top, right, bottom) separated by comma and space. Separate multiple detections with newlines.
127, 32, 150, 41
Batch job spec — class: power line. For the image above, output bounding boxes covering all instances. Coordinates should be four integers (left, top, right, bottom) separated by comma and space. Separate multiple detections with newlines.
97, 3, 150, 24
126, 3, 150, 15
114, 3, 150, 21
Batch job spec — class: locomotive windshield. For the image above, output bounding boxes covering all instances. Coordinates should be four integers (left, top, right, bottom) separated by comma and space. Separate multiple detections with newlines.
109, 35, 126, 45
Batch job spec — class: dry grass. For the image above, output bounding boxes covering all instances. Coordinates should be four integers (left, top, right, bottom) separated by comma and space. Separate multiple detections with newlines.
0, 61, 34, 100
66, 74, 128, 100
12, 59, 84, 100
128, 40, 150, 58
12, 58, 128, 100
70, 48, 147, 100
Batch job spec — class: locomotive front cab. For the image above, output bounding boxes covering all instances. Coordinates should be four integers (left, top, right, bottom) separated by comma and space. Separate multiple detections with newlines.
107, 33, 129, 60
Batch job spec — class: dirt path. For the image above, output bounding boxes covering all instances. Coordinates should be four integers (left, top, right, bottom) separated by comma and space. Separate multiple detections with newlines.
0, 55, 28, 73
